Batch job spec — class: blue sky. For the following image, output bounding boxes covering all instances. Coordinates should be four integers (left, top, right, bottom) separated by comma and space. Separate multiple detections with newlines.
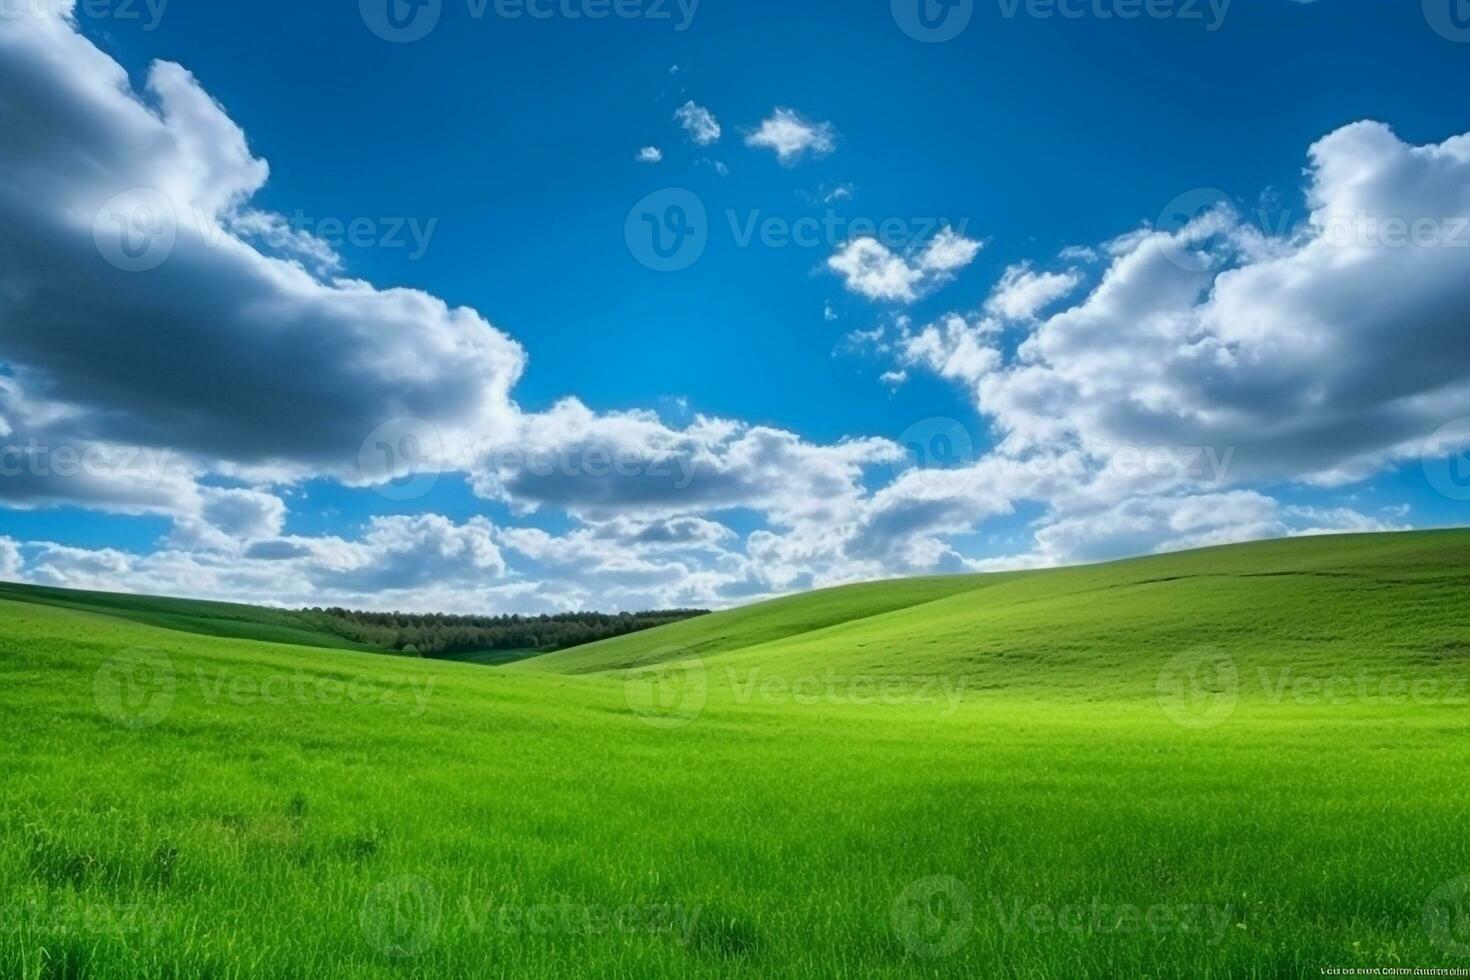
0, 0, 1467, 611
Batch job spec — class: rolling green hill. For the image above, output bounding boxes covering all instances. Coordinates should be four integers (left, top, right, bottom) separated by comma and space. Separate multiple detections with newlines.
516, 529, 1470, 691
0, 581, 379, 651
3, 529, 1470, 978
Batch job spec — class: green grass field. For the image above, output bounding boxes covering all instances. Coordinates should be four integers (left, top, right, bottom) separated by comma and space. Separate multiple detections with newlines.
4, 530, 1470, 977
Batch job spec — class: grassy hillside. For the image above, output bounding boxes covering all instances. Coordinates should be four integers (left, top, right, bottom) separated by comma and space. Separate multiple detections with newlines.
0, 581, 378, 651
514, 573, 1008, 674
3, 530, 1470, 978
517, 529, 1470, 690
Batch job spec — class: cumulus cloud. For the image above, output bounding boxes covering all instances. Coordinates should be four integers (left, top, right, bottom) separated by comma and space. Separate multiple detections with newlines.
17, 514, 508, 612
984, 263, 1084, 321
745, 108, 837, 165
0, 7, 1456, 609
0, 6, 524, 497
977, 122, 1470, 487
0, 537, 23, 581
828, 229, 982, 303
674, 101, 721, 145
1030, 493, 1404, 565
470, 398, 900, 526
861, 120, 1470, 567
636, 146, 663, 163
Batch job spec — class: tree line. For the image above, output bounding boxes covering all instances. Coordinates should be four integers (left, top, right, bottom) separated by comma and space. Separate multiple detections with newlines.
302, 606, 709, 657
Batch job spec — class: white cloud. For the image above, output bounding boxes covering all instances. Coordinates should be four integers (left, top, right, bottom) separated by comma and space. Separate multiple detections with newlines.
1030, 493, 1403, 565
674, 101, 721, 145
745, 108, 836, 165
636, 146, 663, 163
16, 515, 510, 613
828, 228, 982, 303
828, 239, 925, 302
0, 537, 23, 580
0, 9, 1458, 610
0, 7, 525, 499
984, 263, 1084, 321
854, 120, 1470, 568
470, 398, 901, 527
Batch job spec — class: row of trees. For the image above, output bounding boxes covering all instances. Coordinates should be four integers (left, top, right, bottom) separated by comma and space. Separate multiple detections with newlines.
302, 607, 708, 657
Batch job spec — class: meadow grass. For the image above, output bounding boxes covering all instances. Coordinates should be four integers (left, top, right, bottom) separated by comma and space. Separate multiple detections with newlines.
3, 530, 1470, 977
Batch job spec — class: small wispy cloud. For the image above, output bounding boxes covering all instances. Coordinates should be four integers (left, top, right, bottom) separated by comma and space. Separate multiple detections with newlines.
674, 101, 721, 146
745, 108, 837, 165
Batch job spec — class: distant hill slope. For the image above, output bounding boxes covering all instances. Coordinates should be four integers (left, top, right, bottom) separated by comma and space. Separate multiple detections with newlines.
512, 530, 1470, 689
4, 530, 1467, 688
0, 582, 379, 652
509, 574, 1008, 674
